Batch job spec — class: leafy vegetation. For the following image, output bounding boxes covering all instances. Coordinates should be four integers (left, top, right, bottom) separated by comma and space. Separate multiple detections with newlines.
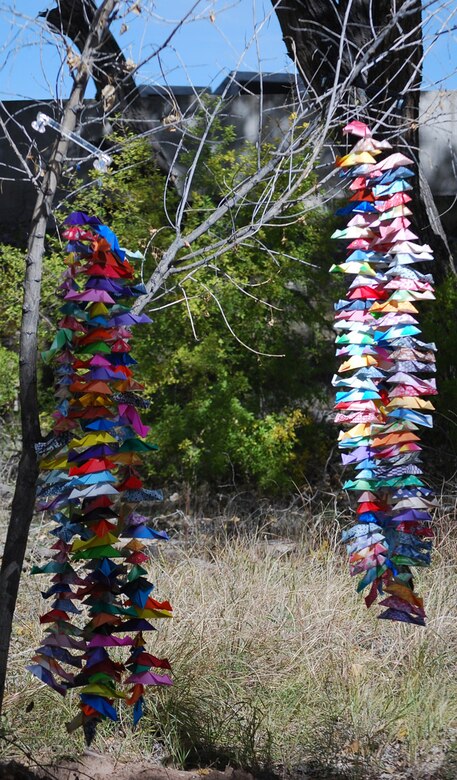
0, 244, 64, 412
2, 113, 455, 492
422, 275, 457, 471
51, 119, 337, 493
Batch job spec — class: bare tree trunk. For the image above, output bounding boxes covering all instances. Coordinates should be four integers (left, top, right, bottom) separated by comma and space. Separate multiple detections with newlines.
41, 0, 138, 106
0, 0, 118, 713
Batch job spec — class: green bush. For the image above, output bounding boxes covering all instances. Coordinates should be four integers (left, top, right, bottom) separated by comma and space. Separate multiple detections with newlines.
0, 345, 18, 409
422, 275, 457, 473
3, 118, 338, 493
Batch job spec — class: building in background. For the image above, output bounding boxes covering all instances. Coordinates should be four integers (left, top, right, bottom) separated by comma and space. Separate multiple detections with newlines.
0, 73, 456, 245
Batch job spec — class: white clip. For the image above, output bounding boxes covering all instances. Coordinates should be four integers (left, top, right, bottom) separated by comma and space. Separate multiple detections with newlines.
32, 112, 112, 171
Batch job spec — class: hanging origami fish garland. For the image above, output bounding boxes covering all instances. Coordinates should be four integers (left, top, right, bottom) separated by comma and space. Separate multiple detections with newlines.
330, 121, 436, 626
28, 213, 172, 744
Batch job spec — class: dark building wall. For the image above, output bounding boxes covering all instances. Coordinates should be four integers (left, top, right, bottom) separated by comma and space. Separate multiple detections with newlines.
0, 85, 293, 242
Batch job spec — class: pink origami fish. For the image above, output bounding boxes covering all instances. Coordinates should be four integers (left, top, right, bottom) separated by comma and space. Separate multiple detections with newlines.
343, 120, 372, 138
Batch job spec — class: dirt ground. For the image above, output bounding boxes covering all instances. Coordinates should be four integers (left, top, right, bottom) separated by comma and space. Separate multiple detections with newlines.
0, 759, 256, 780
1, 751, 456, 780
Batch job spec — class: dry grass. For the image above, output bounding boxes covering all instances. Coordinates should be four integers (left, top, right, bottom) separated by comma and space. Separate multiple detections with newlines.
1, 498, 457, 779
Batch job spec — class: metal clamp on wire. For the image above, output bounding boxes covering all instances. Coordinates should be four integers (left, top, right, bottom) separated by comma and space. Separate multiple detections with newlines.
31, 112, 112, 171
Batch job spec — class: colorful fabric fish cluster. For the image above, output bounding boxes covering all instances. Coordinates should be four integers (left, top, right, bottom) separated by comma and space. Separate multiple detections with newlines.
28, 212, 172, 744
330, 121, 437, 626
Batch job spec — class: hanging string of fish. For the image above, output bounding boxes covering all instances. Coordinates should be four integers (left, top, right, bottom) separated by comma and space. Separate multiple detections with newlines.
28, 212, 173, 744
330, 121, 436, 626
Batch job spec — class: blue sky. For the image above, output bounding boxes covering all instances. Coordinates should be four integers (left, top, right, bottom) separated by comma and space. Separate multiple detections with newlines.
0, 0, 456, 100
0, 0, 291, 99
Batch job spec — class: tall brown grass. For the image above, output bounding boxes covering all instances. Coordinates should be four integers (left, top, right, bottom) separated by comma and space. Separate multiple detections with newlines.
1, 497, 457, 779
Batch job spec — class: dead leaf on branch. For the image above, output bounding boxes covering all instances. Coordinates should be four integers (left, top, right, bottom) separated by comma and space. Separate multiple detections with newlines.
162, 111, 181, 129
101, 84, 116, 112
66, 47, 81, 70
